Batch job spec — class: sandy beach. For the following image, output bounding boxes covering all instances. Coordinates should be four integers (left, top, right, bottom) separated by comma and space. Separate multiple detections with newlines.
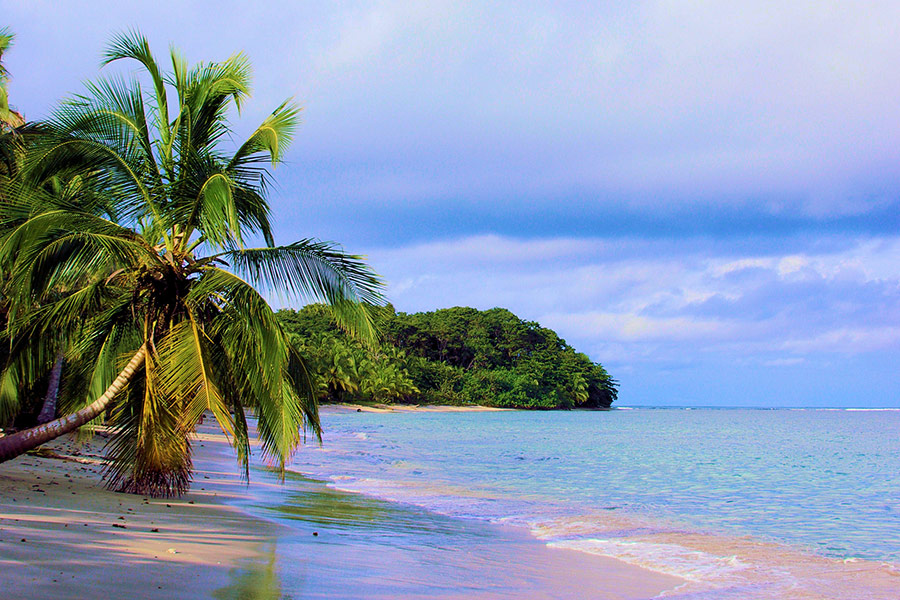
0, 420, 684, 600
8, 411, 899, 599
0, 428, 283, 600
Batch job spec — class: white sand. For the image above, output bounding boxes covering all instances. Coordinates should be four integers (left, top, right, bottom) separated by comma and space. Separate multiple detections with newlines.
0, 421, 686, 600
0, 430, 274, 600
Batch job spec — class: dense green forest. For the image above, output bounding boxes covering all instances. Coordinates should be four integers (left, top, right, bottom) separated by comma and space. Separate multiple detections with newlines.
277, 305, 617, 409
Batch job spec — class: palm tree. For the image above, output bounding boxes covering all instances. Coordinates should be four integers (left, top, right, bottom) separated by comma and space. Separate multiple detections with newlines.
358, 348, 418, 404
0, 27, 24, 130
569, 372, 589, 406
0, 27, 28, 429
0, 171, 115, 427
319, 339, 361, 401
0, 26, 24, 191
0, 31, 383, 497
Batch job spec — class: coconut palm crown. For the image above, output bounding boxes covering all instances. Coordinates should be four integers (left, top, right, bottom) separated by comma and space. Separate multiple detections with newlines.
0, 31, 383, 496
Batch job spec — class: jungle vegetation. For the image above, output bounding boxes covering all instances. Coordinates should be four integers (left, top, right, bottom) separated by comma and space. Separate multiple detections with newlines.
277, 305, 617, 409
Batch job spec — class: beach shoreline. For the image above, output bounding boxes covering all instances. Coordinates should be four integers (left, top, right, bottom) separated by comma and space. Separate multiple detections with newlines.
294, 407, 900, 599
324, 402, 514, 413
5, 411, 900, 599
0, 421, 685, 600
323, 403, 615, 413
0, 427, 282, 600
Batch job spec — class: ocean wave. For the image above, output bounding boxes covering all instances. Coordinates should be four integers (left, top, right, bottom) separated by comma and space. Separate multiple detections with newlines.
547, 538, 747, 583
306, 472, 900, 599
289, 410, 900, 598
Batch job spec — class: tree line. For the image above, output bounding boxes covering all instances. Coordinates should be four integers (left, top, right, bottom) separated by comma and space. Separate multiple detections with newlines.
277, 305, 617, 409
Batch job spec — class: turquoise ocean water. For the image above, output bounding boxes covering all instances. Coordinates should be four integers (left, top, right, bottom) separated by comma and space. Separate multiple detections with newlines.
277, 408, 900, 598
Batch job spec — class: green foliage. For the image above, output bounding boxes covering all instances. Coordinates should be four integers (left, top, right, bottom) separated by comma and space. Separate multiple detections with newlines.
277, 305, 617, 409
284, 313, 419, 406
0, 31, 383, 495
0, 27, 24, 129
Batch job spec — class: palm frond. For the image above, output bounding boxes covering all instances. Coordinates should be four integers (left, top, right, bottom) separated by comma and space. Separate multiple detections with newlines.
211, 357, 252, 480
0, 27, 18, 127
191, 171, 243, 249
102, 29, 170, 148
255, 372, 304, 477
61, 295, 139, 414
0, 27, 13, 79
103, 349, 192, 497
187, 266, 285, 360
222, 240, 385, 343
154, 315, 235, 438
172, 52, 251, 157
229, 100, 300, 167
1, 210, 150, 304
285, 344, 320, 441
0, 364, 22, 424
187, 266, 319, 473
0, 88, 24, 128
0, 317, 68, 423
7, 278, 114, 340
24, 132, 162, 228
80, 75, 161, 186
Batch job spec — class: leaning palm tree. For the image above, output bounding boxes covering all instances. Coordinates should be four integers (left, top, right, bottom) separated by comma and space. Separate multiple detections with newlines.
0, 31, 383, 496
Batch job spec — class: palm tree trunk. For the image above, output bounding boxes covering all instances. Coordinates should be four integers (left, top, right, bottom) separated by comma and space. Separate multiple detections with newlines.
36, 353, 65, 424
0, 345, 146, 463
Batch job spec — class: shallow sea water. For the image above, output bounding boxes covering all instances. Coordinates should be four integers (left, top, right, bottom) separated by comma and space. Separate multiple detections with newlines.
282, 408, 900, 599
227, 471, 670, 600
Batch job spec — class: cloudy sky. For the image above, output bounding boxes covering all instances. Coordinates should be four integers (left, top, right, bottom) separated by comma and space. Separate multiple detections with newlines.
5, 1, 899, 406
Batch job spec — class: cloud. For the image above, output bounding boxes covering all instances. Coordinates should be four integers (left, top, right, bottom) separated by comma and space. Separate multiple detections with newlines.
782, 327, 900, 354
8, 3, 900, 405
366, 233, 900, 363
372, 234, 599, 265
539, 312, 734, 343
10, 2, 900, 243
277, 1, 900, 220
763, 357, 806, 367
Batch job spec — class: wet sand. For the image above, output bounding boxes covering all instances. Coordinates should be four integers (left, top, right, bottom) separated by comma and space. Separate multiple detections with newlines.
239, 469, 685, 600
0, 422, 683, 599
0, 430, 279, 600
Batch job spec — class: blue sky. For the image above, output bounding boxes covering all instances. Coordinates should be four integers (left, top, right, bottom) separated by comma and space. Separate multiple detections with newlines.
4, 1, 899, 406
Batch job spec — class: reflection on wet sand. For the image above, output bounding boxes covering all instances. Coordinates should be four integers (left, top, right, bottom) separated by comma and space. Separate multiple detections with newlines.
214, 543, 283, 600
233, 470, 682, 600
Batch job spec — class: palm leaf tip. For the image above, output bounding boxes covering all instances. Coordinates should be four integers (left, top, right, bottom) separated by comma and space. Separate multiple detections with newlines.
102, 28, 151, 66
229, 100, 301, 168
0, 26, 15, 79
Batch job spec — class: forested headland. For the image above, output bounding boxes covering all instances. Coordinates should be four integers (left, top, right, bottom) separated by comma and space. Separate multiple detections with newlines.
278, 305, 617, 409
